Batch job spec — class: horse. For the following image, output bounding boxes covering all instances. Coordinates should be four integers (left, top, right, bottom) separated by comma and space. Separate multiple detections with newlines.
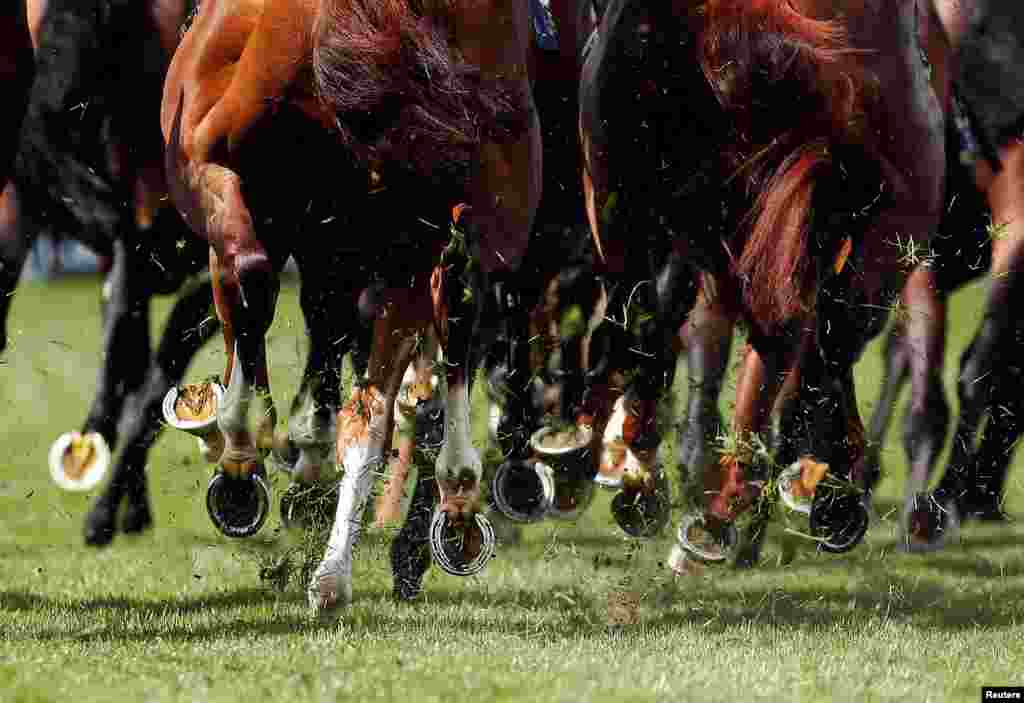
894, 0, 1024, 549
1, 0, 368, 548
162, 0, 540, 614
577, 0, 946, 569
0, 3, 33, 193
0, 0, 216, 546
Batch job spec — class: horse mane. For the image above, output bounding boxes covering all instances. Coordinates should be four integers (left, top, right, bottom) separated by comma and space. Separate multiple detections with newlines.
699, 0, 870, 326
312, 0, 528, 185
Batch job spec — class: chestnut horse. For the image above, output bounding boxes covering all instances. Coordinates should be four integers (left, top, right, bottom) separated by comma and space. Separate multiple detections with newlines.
579, 0, 945, 567
162, 0, 539, 613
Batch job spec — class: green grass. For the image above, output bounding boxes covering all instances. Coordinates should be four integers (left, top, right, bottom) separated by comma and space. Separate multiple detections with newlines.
1, 275, 1022, 703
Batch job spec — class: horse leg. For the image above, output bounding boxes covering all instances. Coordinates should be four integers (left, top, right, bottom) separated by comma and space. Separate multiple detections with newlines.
0, 183, 32, 355
310, 286, 421, 613
83, 273, 219, 546
897, 267, 950, 525
49, 236, 153, 490
165, 150, 281, 538
677, 279, 733, 495
933, 143, 1024, 524
863, 316, 911, 494
965, 373, 1023, 521
278, 268, 366, 531
376, 334, 438, 527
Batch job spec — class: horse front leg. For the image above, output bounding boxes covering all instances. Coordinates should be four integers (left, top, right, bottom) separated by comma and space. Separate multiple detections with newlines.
672, 335, 797, 572
310, 288, 419, 614
893, 267, 952, 550
677, 279, 734, 496
930, 142, 1024, 533
429, 248, 497, 576
49, 236, 150, 495
375, 332, 439, 528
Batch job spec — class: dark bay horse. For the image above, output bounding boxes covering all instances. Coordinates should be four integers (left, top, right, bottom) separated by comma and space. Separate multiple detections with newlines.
4, 0, 368, 550
891, 0, 1024, 549
578, 0, 945, 568
162, 0, 540, 614
0, 3, 33, 192
0, 0, 217, 545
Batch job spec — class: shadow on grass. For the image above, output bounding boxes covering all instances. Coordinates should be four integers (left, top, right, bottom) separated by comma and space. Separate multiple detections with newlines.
3, 552, 1024, 645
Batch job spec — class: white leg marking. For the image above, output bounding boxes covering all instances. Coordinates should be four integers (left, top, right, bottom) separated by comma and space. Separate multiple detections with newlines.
310, 386, 392, 612
218, 341, 256, 454
435, 379, 481, 484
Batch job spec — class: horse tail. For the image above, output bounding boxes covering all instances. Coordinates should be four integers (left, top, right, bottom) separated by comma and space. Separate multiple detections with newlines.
738, 140, 831, 323
700, 0, 866, 324
313, 1, 528, 184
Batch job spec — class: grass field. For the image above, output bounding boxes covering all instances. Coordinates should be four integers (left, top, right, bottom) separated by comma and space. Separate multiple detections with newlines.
0, 275, 1021, 703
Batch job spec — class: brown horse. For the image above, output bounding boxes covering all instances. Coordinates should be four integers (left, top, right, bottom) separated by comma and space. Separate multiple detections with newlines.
579, 0, 945, 567
162, 0, 540, 613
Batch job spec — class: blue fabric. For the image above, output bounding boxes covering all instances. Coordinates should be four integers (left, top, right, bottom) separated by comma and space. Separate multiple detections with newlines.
531, 0, 559, 52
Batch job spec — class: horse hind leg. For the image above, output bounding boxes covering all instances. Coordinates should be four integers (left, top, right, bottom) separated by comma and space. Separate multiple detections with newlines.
310, 291, 419, 614
677, 283, 733, 494
278, 272, 364, 531
375, 333, 439, 528
895, 269, 955, 551
50, 236, 151, 494
84, 273, 219, 546
863, 313, 911, 495
964, 376, 1023, 522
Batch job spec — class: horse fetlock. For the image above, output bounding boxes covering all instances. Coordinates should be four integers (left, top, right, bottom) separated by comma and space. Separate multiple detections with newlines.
197, 431, 225, 463
706, 456, 763, 523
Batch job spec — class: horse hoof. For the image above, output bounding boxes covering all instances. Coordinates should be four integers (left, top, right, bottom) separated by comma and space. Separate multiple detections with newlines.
490, 459, 554, 523
162, 382, 224, 438
83, 502, 117, 547
777, 460, 818, 517
897, 493, 959, 554
809, 490, 870, 554
308, 567, 352, 616
676, 512, 738, 563
547, 470, 596, 521
49, 431, 110, 492
206, 466, 271, 538
279, 481, 337, 530
429, 510, 496, 577
610, 469, 671, 538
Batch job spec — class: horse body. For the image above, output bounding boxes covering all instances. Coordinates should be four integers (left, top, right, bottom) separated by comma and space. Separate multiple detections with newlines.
0, 4, 33, 192
578, 0, 945, 564
163, 0, 540, 613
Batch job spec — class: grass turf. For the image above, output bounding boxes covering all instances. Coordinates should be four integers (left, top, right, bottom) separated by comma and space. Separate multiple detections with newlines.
0, 275, 1021, 702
